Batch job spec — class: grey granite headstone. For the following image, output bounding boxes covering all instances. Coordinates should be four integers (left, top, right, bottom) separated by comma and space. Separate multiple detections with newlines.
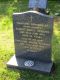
29, 0, 47, 9
7, 11, 54, 73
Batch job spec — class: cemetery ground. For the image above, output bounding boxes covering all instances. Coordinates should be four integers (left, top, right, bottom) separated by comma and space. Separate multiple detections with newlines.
0, 0, 60, 80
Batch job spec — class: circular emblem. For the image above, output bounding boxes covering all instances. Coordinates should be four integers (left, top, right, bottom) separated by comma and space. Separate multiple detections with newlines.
24, 60, 34, 67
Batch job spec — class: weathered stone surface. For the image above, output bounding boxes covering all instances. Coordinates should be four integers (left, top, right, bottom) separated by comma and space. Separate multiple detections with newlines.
13, 11, 53, 62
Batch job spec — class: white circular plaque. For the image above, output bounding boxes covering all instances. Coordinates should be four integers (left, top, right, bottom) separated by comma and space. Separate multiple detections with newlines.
24, 60, 34, 67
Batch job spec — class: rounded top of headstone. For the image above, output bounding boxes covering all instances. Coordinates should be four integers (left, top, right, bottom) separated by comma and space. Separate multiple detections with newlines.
13, 11, 53, 19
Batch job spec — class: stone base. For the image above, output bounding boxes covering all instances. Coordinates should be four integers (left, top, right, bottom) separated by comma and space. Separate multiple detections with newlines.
7, 55, 53, 74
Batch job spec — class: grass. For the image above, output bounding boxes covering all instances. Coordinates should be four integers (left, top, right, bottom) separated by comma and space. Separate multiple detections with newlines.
0, 0, 60, 80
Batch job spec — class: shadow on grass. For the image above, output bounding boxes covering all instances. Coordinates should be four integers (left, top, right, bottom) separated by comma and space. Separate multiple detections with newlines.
17, 70, 51, 80
48, 1, 60, 15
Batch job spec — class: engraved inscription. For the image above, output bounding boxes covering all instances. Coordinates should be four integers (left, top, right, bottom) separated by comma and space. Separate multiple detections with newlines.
15, 16, 50, 52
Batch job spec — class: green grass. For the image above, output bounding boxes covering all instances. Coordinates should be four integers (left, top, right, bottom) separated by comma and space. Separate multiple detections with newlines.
0, 0, 60, 80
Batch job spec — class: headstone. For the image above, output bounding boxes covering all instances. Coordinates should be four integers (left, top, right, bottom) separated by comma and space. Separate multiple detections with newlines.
29, 0, 47, 9
7, 11, 54, 73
